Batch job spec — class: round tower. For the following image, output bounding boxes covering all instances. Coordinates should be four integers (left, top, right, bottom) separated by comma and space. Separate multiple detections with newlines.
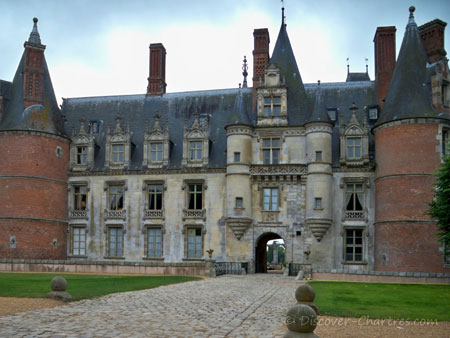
373, 7, 450, 272
224, 121, 253, 242
305, 87, 333, 242
0, 18, 69, 259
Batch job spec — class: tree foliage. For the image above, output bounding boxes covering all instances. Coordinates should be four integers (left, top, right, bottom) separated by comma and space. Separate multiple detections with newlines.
428, 145, 450, 256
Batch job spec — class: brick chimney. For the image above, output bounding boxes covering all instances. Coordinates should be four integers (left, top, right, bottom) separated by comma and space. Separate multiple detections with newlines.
374, 26, 397, 108
419, 19, 447, 64
252, 28, 270, 110
146, 43, 166, 96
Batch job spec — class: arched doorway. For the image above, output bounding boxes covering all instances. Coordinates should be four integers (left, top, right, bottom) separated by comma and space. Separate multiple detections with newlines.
255, 232, 284, 273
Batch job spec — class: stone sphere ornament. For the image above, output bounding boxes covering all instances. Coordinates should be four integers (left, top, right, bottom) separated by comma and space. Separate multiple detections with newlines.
286, 303, 317, 333
50, 276, 67, 291
295, 284, 315, 302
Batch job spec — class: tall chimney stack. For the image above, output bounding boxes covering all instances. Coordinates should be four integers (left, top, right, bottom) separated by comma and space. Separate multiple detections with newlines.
252, 28, 270, 110
419, 19, 447, 64
374, 26, 397, 108
147, 43, 166, 96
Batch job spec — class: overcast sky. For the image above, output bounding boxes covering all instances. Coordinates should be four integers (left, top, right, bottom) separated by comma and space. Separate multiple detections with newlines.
1, 0, 449, 104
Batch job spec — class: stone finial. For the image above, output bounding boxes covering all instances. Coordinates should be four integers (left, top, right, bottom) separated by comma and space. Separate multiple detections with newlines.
284, 283, 319, 337
47, 276, 72, 302
296, 284, 320, 315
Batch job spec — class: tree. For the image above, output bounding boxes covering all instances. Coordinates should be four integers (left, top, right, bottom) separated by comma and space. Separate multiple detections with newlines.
428, 144, 450, 258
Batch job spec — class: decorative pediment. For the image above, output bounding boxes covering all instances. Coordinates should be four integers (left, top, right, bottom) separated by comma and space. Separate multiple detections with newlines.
182, 110, 210, 168
143, 114, 170, 168
339, 104, 369, 168
70, 117, 95, 171
105, 114, 132, 170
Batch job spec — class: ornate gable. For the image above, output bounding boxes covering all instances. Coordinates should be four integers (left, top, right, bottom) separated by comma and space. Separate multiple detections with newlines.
339, 104, 369, 167
142, 114, 170, 168
256, 63, 288, 126
105, 114, 132, 170
182, 111, 209, 168
70, 118, 95, 171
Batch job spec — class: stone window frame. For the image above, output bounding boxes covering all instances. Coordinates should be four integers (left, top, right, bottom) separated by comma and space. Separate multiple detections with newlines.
339, 177, 369, 221
182, 179, 207, 220
441, 126, 449, 159
142, 180, 166, 220
189, 140, 203, 161
263, 95, 282, 117
342, 227, 368, 265
182, 111, 210, 168
315, 151, 322, 162
104, 224, 125, 259
235, 197, 244, 209
105, 115, 131, 170
142, 114, 170, 168
314, 197, 323, 210
339, 105, 369, 167
76, 145, 88, 165
68, 223, 88, 258
143, 224, 165, 260
182, 224, 206, 260
234, 152, 241, 163
262, 137, 281, 164
442, 80, 449, 108
262, 187, 280, 211
68, 181, 90, 220
70, 118, 95, 171
103, 180, 127, 221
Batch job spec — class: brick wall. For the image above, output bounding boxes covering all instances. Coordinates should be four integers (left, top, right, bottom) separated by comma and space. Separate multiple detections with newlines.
0, 132, 69, 259
374, 122, 448, 273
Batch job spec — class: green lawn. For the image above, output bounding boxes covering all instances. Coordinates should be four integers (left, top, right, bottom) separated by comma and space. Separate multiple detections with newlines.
0, 273, 200, 301
309, 281, 450, 321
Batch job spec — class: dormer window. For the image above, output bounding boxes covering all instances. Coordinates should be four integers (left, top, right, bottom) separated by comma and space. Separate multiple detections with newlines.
368, 108, 378, 120
347, 138, 361, 159
76, 146, 88, 165
189, 141, 203, 161
327, 108, 337, 121
70, 118, 95, 171
150, 142, 163, 163
264, 96, 281, 117
182, 111, 209, 168
143, 114, 170, 168
105, 114, 131, 170
112, 144, 125, 163
339, 104, 369, 167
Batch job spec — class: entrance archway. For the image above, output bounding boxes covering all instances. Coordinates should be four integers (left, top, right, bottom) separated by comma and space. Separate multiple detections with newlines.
255, 232, 284, 273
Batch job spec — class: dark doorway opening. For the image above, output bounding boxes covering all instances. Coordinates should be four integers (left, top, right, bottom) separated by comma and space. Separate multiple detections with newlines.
255, 232, 283, 273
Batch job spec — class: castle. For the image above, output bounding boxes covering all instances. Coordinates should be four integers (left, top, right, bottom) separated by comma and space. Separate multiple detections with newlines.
1, 7, 449, 276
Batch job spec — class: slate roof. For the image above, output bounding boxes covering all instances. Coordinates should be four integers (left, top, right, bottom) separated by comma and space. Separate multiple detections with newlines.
0, 19, 66, 137
376, 7, 450, 127
63, 80, 376, 171
270, 22, 310, 125
308, 85, 332, 124
346, 72, 371, 82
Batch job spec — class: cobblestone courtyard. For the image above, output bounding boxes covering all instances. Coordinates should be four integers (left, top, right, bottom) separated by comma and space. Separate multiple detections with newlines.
1, 274, 449, 337
0, 275, 296, 337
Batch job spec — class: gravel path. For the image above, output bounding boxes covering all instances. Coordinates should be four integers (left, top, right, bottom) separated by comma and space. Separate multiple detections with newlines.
0, 274, 448, 337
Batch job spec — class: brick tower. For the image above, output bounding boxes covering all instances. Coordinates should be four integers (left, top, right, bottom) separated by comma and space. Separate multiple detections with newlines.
373, 8, 450, 273
0, 18, 70, 259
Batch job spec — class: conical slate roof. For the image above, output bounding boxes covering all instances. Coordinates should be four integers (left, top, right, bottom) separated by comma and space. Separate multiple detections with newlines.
270, 18, 309, 126
226, 89, 252, 127
376, 7, 443, 127
0, 19, 66, 137
308, 84, 331, 124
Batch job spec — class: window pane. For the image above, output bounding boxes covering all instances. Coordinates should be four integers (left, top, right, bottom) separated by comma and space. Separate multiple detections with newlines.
272, 139, 279, 147
263, 139, 271, 147
263, 150, 270, 164
264, 106, 271, 117
264, 97, 271, 105
273, 97, 281, 104
273, 105, 281, 116
272, 150, 279, 164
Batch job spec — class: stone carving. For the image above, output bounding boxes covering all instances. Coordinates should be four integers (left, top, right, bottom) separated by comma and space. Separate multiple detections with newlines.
250, 164, 307, 175
226, 217, 252, 240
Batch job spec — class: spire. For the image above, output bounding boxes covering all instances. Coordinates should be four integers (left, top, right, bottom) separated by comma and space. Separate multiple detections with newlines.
308, 84, 331, 124
226, 90, 252, 127
242, 56, 248, 88
27, 18, 42, 46
0, 18, 66, 136
271, 8, 309, 125
376, 6, 441, 127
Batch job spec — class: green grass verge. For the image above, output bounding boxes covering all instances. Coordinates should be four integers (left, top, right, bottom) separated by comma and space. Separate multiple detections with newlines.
309, 281, 450, 322
0, 273, 200, 301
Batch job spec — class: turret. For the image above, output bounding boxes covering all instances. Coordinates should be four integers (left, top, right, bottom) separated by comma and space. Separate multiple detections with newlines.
0, 18, 69, 259
373, 7, 450, 273
304, 85, 333, 242
224, 90, 253, 246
